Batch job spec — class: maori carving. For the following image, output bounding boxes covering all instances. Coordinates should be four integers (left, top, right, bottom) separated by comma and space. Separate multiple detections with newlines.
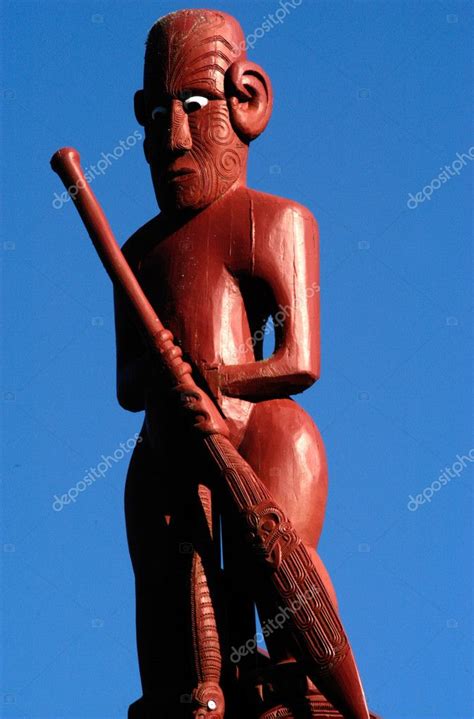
51, 7, 382, 719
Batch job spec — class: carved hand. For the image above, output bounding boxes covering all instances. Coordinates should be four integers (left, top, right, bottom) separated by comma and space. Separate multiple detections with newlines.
150, 330, 229, 437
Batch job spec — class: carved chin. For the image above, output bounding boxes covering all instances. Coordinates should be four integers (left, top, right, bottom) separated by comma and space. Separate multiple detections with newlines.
159, 177, 233, 212
168, 173, 215, 211
156, 150, 244, 212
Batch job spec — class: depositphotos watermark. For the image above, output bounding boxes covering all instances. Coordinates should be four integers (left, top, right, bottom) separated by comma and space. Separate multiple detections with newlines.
231, 0, 303, 52
407, 448, 474, 512
406, 145, 474, 209
52, 433, 142, 511
52, 130, 143, 210
230, 585, 319, 664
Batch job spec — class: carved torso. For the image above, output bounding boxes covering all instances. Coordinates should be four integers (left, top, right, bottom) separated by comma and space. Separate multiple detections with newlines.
138, 186, 255, 369
119, 185, 320, 442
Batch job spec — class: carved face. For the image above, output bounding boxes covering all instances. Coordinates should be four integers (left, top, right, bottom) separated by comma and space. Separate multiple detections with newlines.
142, 12, 248, 214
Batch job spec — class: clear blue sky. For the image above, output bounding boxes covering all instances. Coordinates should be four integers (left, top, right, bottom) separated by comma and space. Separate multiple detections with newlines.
1, 1, 472, 718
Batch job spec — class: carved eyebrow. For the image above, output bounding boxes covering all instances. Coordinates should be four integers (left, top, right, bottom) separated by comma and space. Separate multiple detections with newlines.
148, 87, 224, 109
178, 86, 225, 100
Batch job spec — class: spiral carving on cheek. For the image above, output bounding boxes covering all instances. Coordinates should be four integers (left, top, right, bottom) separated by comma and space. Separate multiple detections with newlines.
216, 148, 242, 180
207, 106, 233, 145
200, 105, 244, 186
157, 98, 247, 210
191, 138, 215, 202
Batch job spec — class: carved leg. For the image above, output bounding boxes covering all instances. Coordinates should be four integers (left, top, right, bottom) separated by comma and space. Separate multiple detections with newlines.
237, 398, 333, 666
124, 433, 225, 717
228, 398, 371, 717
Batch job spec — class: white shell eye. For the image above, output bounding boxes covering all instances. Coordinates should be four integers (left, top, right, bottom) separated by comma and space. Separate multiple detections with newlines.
151, 106, 167, 120
183, 95, 209, 113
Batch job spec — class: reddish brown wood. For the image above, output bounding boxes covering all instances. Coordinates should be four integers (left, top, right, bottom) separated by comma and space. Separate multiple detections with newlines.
51, 8, 382, 719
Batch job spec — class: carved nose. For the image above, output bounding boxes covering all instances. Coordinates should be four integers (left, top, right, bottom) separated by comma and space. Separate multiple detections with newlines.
168, 99, 192, 152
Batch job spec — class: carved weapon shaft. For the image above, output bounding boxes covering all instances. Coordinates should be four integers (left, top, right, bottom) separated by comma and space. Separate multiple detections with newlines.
51, 147, 370, 719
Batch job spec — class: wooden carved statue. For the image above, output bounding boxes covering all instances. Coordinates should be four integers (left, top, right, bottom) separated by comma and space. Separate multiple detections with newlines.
51, 8, 381, 719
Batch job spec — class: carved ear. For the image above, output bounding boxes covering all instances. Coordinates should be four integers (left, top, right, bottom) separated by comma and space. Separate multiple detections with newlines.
225, 60, 273, 142
134, 90, 146, 126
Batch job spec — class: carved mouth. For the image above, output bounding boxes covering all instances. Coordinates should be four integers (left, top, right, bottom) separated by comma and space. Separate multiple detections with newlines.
164, 167, 195, 182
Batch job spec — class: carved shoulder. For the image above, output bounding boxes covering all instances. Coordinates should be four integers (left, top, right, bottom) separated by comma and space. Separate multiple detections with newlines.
120, 215, 161, 271
240, 189, 319, 285
245, 188, 318, 236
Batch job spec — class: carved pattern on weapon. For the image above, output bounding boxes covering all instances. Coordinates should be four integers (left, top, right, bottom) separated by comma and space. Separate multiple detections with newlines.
261, 704, 381, 719
243, 500, 299, 569
260, 698, 344, 719
279, 547, 348, 673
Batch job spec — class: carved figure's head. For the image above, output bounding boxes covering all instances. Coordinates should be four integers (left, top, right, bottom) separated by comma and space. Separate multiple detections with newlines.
135, 9, 273, 213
